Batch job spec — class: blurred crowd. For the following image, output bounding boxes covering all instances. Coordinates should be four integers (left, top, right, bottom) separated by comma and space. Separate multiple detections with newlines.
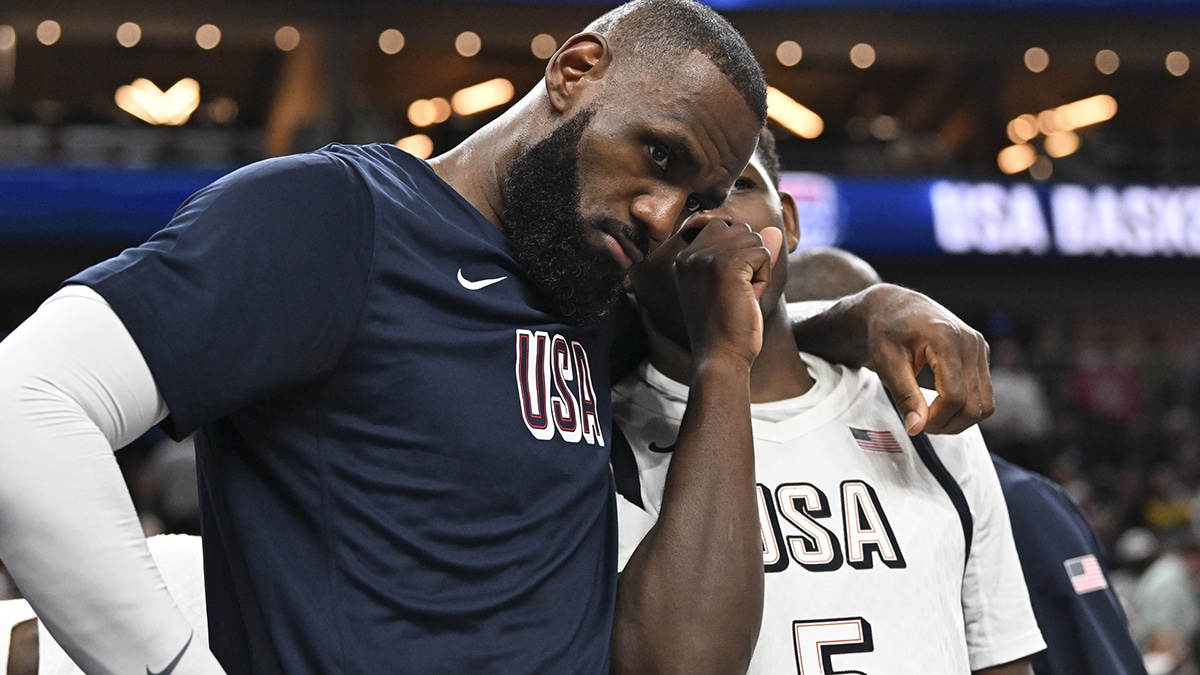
981, 311, 1200, 674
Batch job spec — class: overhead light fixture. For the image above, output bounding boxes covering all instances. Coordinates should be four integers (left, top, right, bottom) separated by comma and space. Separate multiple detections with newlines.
379, 29, 404, 55
396, 134, 434, 159
275, 26, 300, 52
206, 97, 238, 124
1006, 114, 1038, 144
455, 31, 481, 58
530, 34, 557, 60
408, 99, 437, 127
1095, 49, 1120, 75
407, 97, 452, 127
429, 97, 451, 124
1024, 47, 1049, 73
849, 43, 875, 69
997, 144, 1036, 175
1044, 130, 1080, 158
869, 115, 899, 141
195, 24, 220, 50
0, 25, 16, 51
451, 78, 514, 116
766, 86, 823, 139
1166, 51, 1190, 77
115, 77, 201, 126
1052, 94, 1117, 131
1036, 109, 1060, 136
116, 22, 141, 48
36, 20, 61, 46
776, 40, 802, 67
1029, 156, 1053, 181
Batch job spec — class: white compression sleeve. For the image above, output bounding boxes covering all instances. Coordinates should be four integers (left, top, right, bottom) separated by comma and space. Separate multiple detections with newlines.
0, 286, 223, 674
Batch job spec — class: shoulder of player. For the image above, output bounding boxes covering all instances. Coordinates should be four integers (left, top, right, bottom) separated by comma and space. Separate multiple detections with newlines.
189, 146, 372, 219
992, 457, 1069, 506
993, 459, 1086, 528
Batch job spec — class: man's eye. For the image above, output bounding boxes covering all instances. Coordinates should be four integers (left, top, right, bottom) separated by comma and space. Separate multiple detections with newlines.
685, 194, 703, 212
733, 177, 754, 191
649, 145, 669, 170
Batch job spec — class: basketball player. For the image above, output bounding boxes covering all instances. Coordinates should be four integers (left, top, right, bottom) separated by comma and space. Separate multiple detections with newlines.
612, 128, 1044, 674
784, 248, 1146, 675
0, 1, 994, 671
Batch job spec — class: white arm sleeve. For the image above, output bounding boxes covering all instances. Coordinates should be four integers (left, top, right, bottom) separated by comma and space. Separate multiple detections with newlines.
0, 286, 223, 674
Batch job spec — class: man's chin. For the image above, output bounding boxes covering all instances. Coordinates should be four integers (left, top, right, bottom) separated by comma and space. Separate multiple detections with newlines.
545, 276, 625, 326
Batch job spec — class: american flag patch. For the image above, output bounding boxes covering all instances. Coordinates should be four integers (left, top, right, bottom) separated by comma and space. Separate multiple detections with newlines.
849, 427, 903, 453
1064, 554, 1108, 594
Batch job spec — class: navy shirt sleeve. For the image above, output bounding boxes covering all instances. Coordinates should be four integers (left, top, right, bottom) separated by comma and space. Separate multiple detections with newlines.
992, 455, 1147, 675
67, 150, 376, 439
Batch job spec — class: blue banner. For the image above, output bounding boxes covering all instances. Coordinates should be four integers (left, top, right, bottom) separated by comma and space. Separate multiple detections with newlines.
3, 166, 1199, 258
0, 166, 225, 244
781, 172, 1200, 258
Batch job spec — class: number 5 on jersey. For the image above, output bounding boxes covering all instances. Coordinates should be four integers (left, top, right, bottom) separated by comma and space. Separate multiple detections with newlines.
793, 617, 873, 674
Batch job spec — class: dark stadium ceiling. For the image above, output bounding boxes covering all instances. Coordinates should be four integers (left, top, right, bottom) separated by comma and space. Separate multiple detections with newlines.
1, 1, 1199, 180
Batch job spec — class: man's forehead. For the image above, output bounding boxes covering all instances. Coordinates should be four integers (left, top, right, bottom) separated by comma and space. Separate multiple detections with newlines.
647, 96, 756, 180
621, 52, 757, 142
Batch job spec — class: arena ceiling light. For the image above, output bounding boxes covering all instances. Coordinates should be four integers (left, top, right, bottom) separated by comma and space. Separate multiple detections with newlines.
766, 86, 823, 139
1166, 51, 1190, 76
396, 134, 433, 159
114, 77, 200, 126
451, 78, 514, 116
1052, 94, 1117, 131
530, 33, 557, 60
999, 94, 1117, 172
997, 143, 1036, 174
407, 97, 450, 127
116, 22, 141, 48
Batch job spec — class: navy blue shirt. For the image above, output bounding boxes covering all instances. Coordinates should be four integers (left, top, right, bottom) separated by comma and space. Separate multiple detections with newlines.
992, 456, 1146, 675
69, 144, 617, 674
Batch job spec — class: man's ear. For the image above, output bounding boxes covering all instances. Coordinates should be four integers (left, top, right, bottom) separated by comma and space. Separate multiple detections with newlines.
779, 191, 801, 253
544, 32, 609, 113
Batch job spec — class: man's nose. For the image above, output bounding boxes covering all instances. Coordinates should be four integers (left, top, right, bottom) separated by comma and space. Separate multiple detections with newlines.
630, 190, 690, 246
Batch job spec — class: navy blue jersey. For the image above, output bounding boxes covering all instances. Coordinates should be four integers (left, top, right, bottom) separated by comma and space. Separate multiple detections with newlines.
992, 456, 1147, 675
68, 144, 617, 674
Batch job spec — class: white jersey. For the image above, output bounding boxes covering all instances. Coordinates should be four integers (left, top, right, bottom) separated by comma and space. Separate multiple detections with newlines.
613, 355, 1045, 674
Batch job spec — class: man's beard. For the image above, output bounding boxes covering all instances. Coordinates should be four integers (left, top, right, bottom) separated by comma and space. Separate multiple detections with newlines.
503, 110, 638, 326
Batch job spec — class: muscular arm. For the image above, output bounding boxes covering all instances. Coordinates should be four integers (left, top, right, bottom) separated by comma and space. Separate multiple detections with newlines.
792, 283, 993, 435
612, 358, 760, 675
612, 220, 778, 675
0, 287, 221, 673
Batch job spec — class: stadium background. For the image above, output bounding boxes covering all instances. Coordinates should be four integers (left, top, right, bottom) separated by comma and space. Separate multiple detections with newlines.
1, 0, 1199, 663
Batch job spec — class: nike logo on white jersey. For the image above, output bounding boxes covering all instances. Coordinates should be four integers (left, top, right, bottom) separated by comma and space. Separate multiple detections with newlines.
457, 268, 507, 290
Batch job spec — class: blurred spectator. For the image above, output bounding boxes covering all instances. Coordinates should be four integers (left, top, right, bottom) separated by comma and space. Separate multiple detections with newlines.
1071, 322, 1146, 464
981, 336, 1054, 473
1144, 466, 1194, 534
1117, 527, 1200, 675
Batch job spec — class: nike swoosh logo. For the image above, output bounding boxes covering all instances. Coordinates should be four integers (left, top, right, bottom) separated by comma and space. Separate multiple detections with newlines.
457, 268, 507, 291
147, 631, 193, 675
649, 440, 677, 454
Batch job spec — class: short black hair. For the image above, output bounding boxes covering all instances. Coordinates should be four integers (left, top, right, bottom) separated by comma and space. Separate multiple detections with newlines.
754, 126, 782, 190
586, 0, 767, 126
